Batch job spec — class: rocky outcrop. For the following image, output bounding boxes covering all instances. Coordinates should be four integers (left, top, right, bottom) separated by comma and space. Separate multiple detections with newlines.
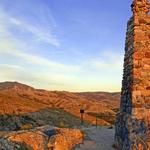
48, 128, 83, 150
0, 126, 83, 150
115, 0, 150, 149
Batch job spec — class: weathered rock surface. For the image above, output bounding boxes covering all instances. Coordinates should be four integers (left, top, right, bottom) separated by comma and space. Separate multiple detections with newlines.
115, 0, 150, 149
0, 126, 83, 150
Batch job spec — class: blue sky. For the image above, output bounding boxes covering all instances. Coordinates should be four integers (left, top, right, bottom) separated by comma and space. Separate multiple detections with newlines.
0, 0, 132, 92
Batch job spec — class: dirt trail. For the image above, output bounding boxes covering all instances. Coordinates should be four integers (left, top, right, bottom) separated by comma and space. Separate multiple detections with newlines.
74, 126, 115, 150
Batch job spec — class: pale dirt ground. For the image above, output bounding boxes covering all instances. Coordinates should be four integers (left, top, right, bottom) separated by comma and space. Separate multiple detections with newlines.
74, 126, 115, 150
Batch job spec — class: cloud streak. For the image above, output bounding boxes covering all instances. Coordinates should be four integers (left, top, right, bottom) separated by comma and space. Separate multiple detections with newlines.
0, 64, 75, 90
10, 17, 60, 47
89, 51, 123, 71
0, 1, 123, 92
0, 49, 80, 73
0, 6, 60, 47
0, 38, 80, 73
0, 9, 79, 73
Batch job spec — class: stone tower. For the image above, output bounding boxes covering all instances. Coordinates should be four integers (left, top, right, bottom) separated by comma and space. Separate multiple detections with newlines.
115, 0, 150, 149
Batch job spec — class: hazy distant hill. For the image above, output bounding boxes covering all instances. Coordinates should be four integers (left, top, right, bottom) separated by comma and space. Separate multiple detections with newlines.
0, 81, 120, 130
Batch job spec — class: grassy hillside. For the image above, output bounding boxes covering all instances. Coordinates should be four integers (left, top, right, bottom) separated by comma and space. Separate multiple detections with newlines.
0, 108, 89, 131
0, 82, 120, 127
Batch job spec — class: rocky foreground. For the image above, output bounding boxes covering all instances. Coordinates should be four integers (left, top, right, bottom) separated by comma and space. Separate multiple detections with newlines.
0, 82, 119, 149
0, 126, 83, 150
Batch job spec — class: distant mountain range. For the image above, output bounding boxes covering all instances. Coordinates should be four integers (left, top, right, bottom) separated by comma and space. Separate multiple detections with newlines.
0, 81, 120, 128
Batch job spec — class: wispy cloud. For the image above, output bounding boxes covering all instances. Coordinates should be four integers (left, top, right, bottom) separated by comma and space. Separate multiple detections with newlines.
0, 63, 79, 91
0, 36, 80, 73
0, 1, 123, 92
88, 51, 123, 71
0, 8, 79, 73
0, 5, 82, 91
0, 49, 80, 73
10, 17, 60, 47
0, 6, 60, 47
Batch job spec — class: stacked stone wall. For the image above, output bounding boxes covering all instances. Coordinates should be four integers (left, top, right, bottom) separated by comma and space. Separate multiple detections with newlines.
115, 0, 150, 149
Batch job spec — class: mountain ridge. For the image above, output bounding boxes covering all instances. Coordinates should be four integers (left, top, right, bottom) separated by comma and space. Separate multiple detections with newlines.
0, 81, 120, 126
0, 81, 120, 93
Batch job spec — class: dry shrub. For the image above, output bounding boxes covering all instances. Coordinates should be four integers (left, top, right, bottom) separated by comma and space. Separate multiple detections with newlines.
20, 124, 33, 130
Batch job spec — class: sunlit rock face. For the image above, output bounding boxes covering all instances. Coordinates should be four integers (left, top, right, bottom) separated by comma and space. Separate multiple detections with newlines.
0, 126, 83, 150
115, 0, 150, 149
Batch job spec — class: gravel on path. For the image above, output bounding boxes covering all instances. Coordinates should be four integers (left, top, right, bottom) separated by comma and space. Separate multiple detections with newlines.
74, 126, 115, 150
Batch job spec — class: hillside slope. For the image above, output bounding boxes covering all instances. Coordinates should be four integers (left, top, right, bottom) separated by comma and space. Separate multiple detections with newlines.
0, 81, 120, 128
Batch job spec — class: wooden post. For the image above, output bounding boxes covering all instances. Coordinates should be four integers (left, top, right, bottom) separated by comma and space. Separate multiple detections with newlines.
80, 109, 84, 125
96, 116, 98, 129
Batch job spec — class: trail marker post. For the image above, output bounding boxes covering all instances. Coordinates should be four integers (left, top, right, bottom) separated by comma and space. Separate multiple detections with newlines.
80, 108, 84, 125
